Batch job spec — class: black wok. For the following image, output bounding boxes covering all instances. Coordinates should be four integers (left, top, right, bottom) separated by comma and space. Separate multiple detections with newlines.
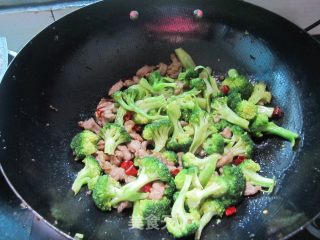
1, 0, 320, 239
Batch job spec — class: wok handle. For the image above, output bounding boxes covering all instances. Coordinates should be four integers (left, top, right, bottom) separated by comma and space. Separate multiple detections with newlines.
304, 19, 320, 32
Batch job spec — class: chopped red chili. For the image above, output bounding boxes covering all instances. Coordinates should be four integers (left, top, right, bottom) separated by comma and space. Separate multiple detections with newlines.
234, 156, 246, 165
220, 85, 230, 94
123, 111, 133, 121
141, 183, 152, 193
120, 160, 134, 170
170, 168, 180, 176
125, 165, 138, 176
225, 206, 237, 216
272, 106, 283, 118
133, 124, 142, 133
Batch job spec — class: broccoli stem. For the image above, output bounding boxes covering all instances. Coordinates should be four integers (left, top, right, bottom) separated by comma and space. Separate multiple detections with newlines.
115, 107, 126, 126
264, 123, 298, 147
257, 106, 274, 117
110, 173, 150, 205
175, 48, 196, 69
189, 116, 210, 154
195, 212, 216, 240
198, 156, 219, 186
217, 105, 249, 130
186, 182, 227, 209
171, 175, 192, 219
242, 169, 275, 193
72, 177, 90, 195
154, 129, 171, 152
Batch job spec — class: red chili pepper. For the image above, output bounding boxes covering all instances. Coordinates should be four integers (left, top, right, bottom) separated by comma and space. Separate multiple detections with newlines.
141, 183, 152, 193
133, 124, 142, 133
120, 160, 134, 170
170, 168, 180, 176
234, 156, 246, 165
123, 111, 133, 121
272, 106, 283, 118
125, 165, 138, 176
220, 85, 230, 94
225, 206, 237, 216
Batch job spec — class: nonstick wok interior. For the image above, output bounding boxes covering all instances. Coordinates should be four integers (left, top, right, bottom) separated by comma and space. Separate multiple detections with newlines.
1, 0, 320, 239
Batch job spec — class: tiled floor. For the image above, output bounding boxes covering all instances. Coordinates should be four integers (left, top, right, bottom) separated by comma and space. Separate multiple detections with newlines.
0, 0, 319, 52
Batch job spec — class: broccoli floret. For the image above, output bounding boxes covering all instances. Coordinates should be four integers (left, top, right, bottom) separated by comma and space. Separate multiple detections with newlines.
139, 72, 177, 95
257, 105, 274, 118
203, 133, 225, 155
250, 114, 299, 147
175, 48, 196, 69
126, 83, 151, 100
235, 100, 258, 120
70, 130, 99, 160
166, 101, 192, 151
110, 156, 174, 205
161, 151, 178, 164
131, 198, 171, 229
239, 159, 276, 193
142, 119, 172, 152
71, 156, 102, 194
195, 97, 207, 110
192, 66, 220, 111
189, 108, 210, 153
112, 90, 167, 121
211, 97, 250, 130
165, 173, 200, 238
181, 153, 220, 187
182, 152, 220, 170
227, 92, 242, 110
178, 68, 199, 82
114, 106, 126, 126
186, 165, 246, 209
195, 199, 225, 240
99, 123, 131, 155
222, 69, 253, 99
224, 132, 254, 158
248, 82, 272, 104
92, 175, 121, 211
181, 108, 193, 122
174, 167, 202, 190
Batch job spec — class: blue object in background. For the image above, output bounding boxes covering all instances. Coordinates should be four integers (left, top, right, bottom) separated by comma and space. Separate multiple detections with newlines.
0, 37, 8, 82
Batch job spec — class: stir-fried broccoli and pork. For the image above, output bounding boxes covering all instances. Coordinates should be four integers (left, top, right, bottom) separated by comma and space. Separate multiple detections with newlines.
70, 48, 298, 239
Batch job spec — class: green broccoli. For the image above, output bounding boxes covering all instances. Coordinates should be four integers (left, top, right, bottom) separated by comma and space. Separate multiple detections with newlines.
182, 152, 220, 170
227, 91, 242, 110
203, 133, 225, 155
189, 108, 210, 154
92, 175, 121, 211
175, 48, 196, 69
211, 97, 250, 130
224, 132, 254, 158
222, 69, 253, 99
71, 156, 102, 194
139, 72, 177, 95
250, 114, 299, 147
235, 100, 258, 120
114, 106, 126, 126
142, 119, 172, 152
112, 90, 167, 121
110, 156, 174, 206
239, 159, 276, 193
99, 123, 131, 155
192, 66, 220, 111
174, 167, 202, 190
165, 172, 200, 238
161, 151, 178, 164
257, 105, 274, 118
195, 199, 225, 240
70, 130, 99, 160
186, 165, 246, 209
248, 82, 272, 104
178, 68, 199, 82
131, 198, 171, 229
166, 101, 192, 151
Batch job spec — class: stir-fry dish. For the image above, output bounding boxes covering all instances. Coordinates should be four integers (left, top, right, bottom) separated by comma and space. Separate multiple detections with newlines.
70, 48, 298, 239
